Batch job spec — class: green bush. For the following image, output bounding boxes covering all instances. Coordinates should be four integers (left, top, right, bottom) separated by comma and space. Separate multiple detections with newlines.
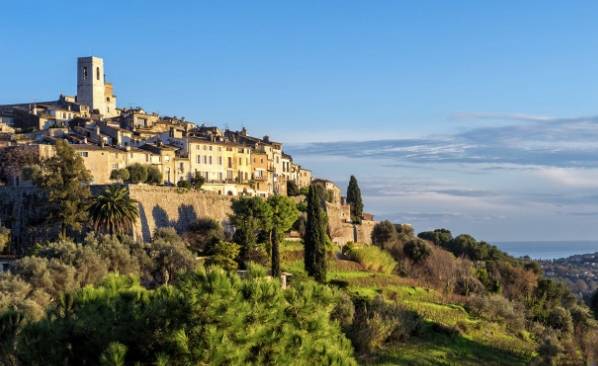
343, 243, 397, 274
177, 180, 191, 189
184, 218, 225, 254
371, 220, 398, 250
205, 241, 240, 271
16, 269, 357, 365
109, 168, 130, 182
126, 163, 148, 184
403, 239, 431, 263
348, 296, 422, 354
146, 166, 162, 185
190, 171, 205, 189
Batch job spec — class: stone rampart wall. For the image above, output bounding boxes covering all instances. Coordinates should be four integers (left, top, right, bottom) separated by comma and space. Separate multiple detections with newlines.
127, 185, 233, 242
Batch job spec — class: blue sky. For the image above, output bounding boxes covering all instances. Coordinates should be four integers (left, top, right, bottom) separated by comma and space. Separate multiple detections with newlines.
3, 1, 598, 241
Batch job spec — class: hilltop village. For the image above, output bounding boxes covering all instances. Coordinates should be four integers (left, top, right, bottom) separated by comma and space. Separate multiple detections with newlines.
0, 56, 313, 197
0, 56, 375, 245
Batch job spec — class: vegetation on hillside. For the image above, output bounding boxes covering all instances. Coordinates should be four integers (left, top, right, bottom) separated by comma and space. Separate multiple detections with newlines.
1, 163, 597, 365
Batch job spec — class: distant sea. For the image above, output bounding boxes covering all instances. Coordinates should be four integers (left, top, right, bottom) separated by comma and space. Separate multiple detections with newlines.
496, 241, 598, 260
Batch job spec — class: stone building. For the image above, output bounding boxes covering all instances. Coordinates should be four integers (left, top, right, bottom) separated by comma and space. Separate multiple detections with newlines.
76, 56, 118, 118
0, 56, 311, 199
297, 167, 312, 188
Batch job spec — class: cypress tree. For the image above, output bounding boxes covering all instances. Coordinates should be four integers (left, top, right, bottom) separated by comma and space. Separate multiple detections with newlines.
346, 175, 363, 224
304, 184, 327, 282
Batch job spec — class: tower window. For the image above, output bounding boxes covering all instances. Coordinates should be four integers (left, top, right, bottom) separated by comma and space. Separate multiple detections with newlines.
96, 67, 100, 81
83, 66, 88, 80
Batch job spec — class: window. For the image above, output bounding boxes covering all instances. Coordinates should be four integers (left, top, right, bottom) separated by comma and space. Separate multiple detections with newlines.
217, 147, 222, 152
179, 162, 184, 170
112, 164, 118, 170
82, 66, 88, 80
209, 146, 213, 151
79, 151, 88, 157
196, 145, 200, 150
227, 157, 232, 168
209, 156, 212, 164
218, 157, 223, 165
238, 157, 242, 165
202, 156, 207, 164
218, 172, 223, 181
203, 145, 207, 150
96, 67, 100, 81
196, 155, 201, 164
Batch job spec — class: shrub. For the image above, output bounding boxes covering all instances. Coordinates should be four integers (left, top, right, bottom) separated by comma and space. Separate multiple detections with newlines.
331, 291, 355, 330
189, 171, 205, 189
177, 180, 191, 189
348, 296, 421, 354
547, 306, 573, 333
126, 163, 148, 184
184, 218, 225, 254
403, 239, 431, 263
146, 166, 162, 185
418, 228, 453, 248
371, 221, 398, 250
17, 269, 357, 365
465, 294, 525, 332
109, 168, 130, 182
343, 243, 397, 274
454, 273, 485, 296
205, 241, 240, 271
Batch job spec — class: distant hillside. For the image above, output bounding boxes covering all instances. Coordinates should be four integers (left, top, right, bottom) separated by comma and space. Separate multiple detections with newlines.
540, 252, 598, 301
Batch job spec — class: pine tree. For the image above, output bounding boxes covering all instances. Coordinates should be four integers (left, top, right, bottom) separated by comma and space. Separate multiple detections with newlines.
230, 197, 272, 265
267, 195, 299, 277
304, 184, 328, 282
346, 175, 363, 224
34, 140, 92, 238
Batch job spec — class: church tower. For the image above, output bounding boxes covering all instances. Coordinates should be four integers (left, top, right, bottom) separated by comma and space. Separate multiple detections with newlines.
76, 56, 118, 117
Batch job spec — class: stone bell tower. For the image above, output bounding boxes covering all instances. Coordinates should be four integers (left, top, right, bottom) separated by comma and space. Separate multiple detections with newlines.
76, 56, 118, 117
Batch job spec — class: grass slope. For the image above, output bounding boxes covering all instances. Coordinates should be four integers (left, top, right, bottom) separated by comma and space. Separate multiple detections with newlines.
280, 241, 536, 366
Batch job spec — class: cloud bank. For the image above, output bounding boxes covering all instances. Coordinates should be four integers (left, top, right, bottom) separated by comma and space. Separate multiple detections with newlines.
289, 114, 598, 168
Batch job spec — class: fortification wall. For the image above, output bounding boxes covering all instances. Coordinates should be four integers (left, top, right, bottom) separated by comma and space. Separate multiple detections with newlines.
127, 185, 233, 242
325, 201, 375, 245
0, 185, 374, 246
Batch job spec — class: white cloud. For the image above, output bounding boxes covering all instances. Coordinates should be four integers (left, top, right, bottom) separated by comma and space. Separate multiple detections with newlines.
534, 167, 598, 188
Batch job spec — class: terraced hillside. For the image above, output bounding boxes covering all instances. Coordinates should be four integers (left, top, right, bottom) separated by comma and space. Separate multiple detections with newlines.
281, 241, 536, 366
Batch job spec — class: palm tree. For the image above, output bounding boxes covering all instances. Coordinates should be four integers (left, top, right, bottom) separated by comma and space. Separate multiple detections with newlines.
89, 185, 139, 236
